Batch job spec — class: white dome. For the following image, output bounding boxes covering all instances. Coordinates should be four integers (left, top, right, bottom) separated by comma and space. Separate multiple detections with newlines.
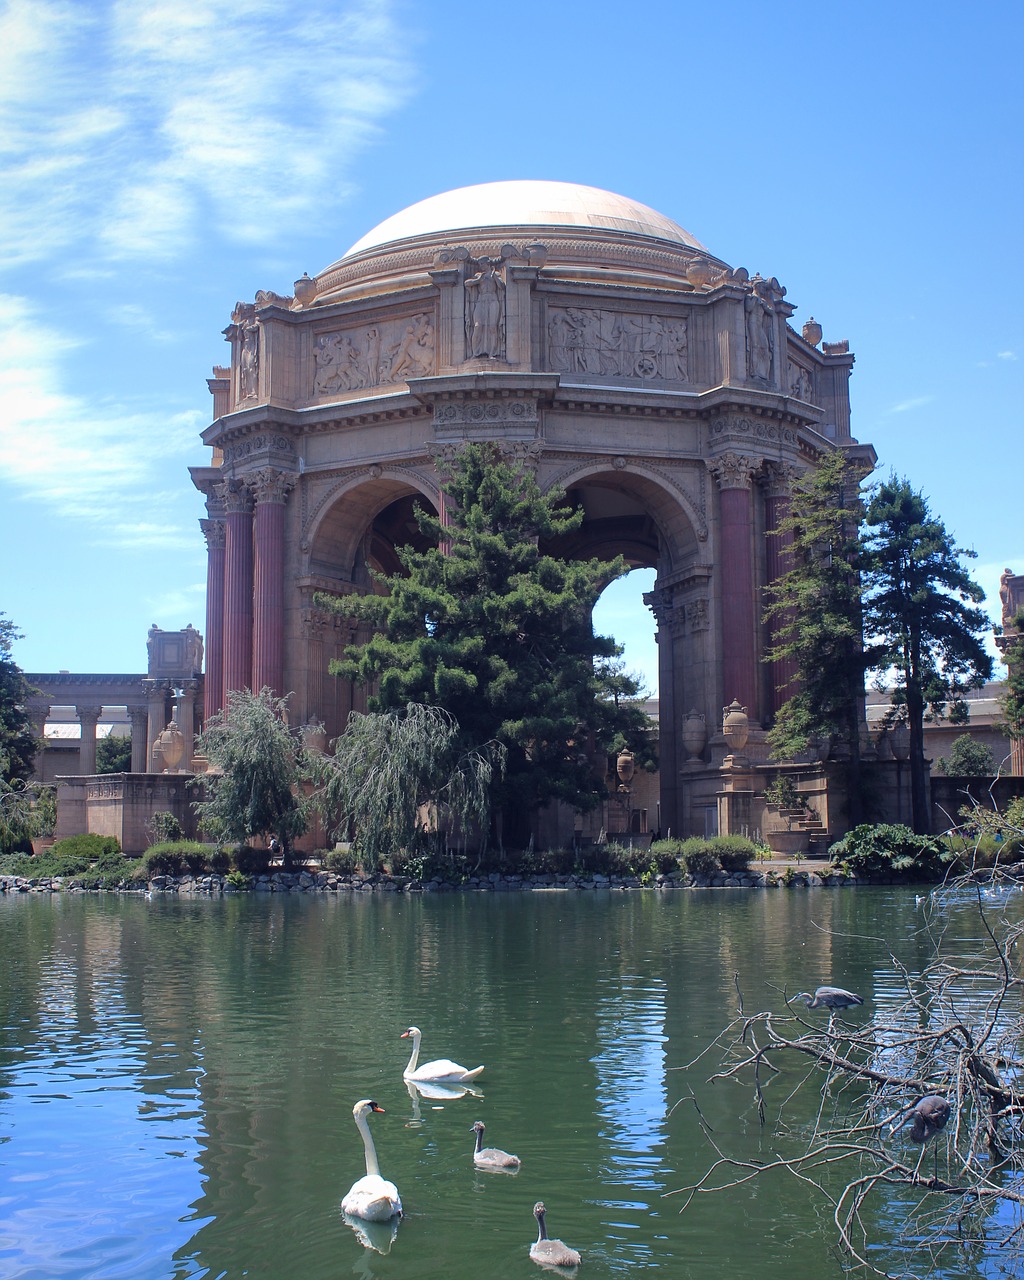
342, 180, 706, 258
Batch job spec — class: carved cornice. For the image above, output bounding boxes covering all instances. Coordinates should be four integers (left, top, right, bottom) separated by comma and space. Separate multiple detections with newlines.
709, 415, 800, 448
220, 430, 296, 468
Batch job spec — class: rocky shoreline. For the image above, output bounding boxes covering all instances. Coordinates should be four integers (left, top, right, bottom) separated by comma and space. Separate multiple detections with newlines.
2, 865, 862, 895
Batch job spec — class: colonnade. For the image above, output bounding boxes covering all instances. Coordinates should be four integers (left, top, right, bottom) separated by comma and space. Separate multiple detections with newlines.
202, 468, 295, 718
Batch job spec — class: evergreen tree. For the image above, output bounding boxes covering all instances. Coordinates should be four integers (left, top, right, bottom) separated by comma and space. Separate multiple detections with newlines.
998, 606, 1024, 769
96, 733, 132, 774
863, 478, 992, 833
0, 615, 38, 786
320, 443, 632, 844
762, 450, 868, 824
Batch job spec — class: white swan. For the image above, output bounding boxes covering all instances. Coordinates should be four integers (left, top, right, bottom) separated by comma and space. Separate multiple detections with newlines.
400, 1025, 484, 1083
340, 1099, 402, 1222
471, 1119, 521, 1171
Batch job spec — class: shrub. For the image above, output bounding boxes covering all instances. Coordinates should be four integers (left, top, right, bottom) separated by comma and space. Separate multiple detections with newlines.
49, 833, 121, 861
233, 846, 271, 876
828, 823, 948, 881
147, 811, 184, 845
323, 846, 359, 875
681, 838, 721, 879
763, 775, 799, 809
226, 869, 251, 889
209, 849, 231, 875
707, 835, 755, 873
944, 832, 1024, 870
934, 736, 995, 777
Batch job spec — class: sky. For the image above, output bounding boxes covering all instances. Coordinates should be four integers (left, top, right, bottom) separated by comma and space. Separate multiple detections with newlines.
1, 0, 1021, 697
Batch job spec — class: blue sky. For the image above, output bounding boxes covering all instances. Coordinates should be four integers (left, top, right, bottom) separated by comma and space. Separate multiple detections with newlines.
1, 0, 1021, 696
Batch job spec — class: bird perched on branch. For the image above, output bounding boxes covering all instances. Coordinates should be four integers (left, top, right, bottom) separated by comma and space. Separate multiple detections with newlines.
794, 985, 864, 1011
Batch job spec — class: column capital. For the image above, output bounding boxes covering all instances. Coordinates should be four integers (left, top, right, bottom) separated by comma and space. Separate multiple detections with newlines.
761, 460, 799, 498
643, 587, 686, 637
200, 517, 226, 550
76, 705, 103, 726
707, 451, 760, 490
249, 466, 297, 505
218, 478, 254, 514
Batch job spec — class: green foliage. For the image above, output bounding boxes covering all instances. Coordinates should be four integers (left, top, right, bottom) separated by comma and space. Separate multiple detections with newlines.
193, 687, 309, 860
0, 615, 38, 789
763, 774, 800, 809
706, 835, 755, 872
318, 442, 635, 839
934, 735, 996, 777
763, 451, 868, 777
594, 652, 658, 770
323, 847, 359, 875
827, 823, 948, 880
999, 607, 1024, 746
310, 702, 505, 868
225, 869, 251, 889
50, 833, 121, 860
944, 832, 1024, 870
232, 846, 271, 876
863, 478, 992, 831
147, 811, 184, 845
96, 733, 132, 774
681, 838, 722, 879
138, 841, 212, 876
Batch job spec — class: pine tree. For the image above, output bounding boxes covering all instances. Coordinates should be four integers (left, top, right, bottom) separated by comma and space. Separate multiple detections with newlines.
762, 450, 868, 824
863, 478, 992, 833
320, 443, 632, 844
0, 615, 38, 786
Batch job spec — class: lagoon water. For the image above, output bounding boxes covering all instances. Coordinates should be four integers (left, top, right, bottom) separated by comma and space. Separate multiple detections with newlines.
0, 887, 1017, 1279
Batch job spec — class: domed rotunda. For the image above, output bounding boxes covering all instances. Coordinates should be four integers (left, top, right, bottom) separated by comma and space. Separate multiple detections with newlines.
192, 180, 874, 844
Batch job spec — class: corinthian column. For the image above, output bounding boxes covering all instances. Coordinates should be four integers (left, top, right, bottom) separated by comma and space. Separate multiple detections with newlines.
251, 468, 294, 697
763, 463, 799, 718
221, 481, 254, 698
77, 705, 101, 776
709, 453, 760, 720
201, 516, 226, 718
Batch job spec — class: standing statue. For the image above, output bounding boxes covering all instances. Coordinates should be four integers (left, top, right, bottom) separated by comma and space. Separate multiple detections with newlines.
464, 258, 506, 358
239, 322, 259, 399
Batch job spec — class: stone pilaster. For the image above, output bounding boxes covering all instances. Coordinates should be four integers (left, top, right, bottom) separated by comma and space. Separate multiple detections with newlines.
201, 516, 226, 719
708, 452, 760, 721
128, 705, 149, 773
76, 705, 101, 776
221, 481, 254, 698
250, 468, 295, 697
762, 462, 799, 718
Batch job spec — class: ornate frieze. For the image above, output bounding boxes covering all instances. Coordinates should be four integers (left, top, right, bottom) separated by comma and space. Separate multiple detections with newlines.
313, 312, 435, 396
710, 416, 798, 447
221, 433, 295, 466
432, 397, 538, 429
546, 307, 689, 381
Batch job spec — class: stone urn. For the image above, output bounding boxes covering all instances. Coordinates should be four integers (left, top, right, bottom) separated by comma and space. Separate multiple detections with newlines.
721, 700, 750, 754
301, 721, 328, 754
686, 256, 715, 289
293, 272, 317, 306
802, 316, 822, 346
155, 721, 185, 773
681, 709, 707, 763
616, 750, 635, 786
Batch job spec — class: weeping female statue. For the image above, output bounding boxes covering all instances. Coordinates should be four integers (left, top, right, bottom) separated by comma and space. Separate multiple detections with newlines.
464, 258, 506, 359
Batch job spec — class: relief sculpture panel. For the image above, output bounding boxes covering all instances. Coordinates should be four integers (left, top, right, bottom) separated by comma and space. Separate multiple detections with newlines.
546, 308, 688, 381
313, 312, 434, 396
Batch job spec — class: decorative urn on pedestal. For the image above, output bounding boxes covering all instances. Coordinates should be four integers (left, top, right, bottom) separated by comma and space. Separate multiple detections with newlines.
681, 709, 707, 764
722, 700, 750, 764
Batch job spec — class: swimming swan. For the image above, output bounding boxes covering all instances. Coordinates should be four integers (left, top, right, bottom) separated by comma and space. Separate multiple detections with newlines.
530, 1201, 581, 1269
340, 1099, 402, 1222
471, 1120, 521, 1171
400, 1026, 484, 1083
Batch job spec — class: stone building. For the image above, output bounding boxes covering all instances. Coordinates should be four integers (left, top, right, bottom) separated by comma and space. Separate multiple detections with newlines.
191, 180, 877, 844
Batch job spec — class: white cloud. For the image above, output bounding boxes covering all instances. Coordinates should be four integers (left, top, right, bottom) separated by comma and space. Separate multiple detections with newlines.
0, 0, 417, 268
885, 395, 935, 415
997, 350, 1019, 362
0, 294, 204, 541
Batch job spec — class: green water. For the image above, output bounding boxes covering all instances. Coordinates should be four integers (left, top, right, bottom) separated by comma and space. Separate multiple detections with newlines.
0, 888, 1013, 1278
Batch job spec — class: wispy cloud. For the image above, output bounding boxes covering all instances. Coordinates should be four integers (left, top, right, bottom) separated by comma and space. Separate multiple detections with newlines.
0, 294, 203, 545
0, 0, 416, 268
997, 350, 1019, 362
885, 395, 935, 415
